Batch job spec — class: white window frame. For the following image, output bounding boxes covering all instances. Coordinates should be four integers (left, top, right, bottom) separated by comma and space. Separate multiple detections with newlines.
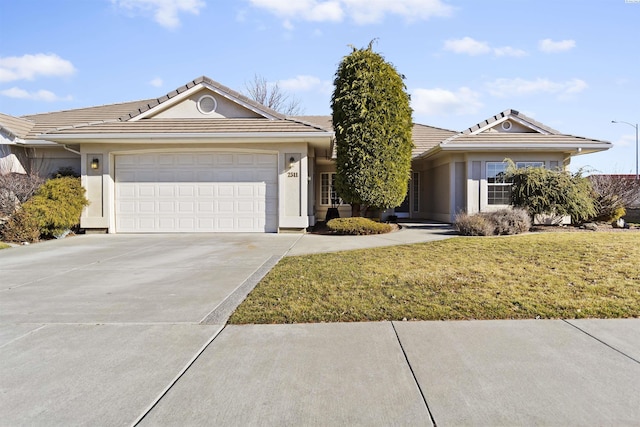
487, 162, 511, 205
412, 172, 420, 213
487, 161, 545, 205
320, 172, 339, 206
516, 161, 544, 169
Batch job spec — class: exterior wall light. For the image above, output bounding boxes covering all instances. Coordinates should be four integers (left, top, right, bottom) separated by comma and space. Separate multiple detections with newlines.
289, 156, 296, 169
90, 158, 100, 170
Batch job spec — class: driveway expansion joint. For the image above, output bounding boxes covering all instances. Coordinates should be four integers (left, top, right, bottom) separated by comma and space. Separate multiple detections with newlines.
391, 321, 438, 426
563, 319, 640, 364
130, 324, 226, 426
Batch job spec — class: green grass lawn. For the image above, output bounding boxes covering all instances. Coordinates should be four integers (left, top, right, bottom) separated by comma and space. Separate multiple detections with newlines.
0, 243, 10, 250
229, 232, 640, 324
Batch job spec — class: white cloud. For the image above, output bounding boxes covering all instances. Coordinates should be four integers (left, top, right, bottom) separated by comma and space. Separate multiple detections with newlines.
0, 53, 76, 83
412, 87, 483, 116
615, 134, 635, 148
149, 77, 163, 87
0, 87, 71, 102
278, 75, 332, 94
443, 37, 527, 57
248, 0, 452, 25
539, 38, 576, 53
443, 37, 491, 56
493, 46, 527, 58
111, 0, 205, 29
486, 77, 588, 99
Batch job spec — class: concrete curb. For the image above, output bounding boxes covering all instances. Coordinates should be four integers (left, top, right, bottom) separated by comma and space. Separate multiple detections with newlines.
200, 255, 282, 325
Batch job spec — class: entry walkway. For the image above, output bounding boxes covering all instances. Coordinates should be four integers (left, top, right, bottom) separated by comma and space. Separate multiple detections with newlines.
287, 221, 457, 256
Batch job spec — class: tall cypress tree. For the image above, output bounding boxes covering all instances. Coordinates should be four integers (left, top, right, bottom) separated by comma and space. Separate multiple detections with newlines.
331, 41, 413, 217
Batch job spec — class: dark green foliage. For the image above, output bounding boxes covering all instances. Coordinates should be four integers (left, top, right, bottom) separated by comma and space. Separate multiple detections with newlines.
22, 177, 89, 238
331, 41, 413, 214
507, 162, 596, 223
0, 208, 41, 243
454, 208, 531, 236
327, 217, 392, 235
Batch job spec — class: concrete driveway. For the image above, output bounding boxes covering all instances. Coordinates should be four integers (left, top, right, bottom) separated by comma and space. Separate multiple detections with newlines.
0, 233, 300, 426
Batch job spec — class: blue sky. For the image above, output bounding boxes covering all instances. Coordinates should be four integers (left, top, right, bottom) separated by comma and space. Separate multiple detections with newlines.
0, 0, 638, 174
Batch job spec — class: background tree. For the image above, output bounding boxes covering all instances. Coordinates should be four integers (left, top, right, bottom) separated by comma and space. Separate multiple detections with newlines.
331, 41, 413, 217
244, 74, 303, 116
588, 174, 640, 221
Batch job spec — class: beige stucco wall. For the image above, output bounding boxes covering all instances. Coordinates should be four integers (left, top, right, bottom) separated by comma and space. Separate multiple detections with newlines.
412, 152, 567, 223
465, 152, 566, 216
153, 90, 263, 119
78, 141, 312, 232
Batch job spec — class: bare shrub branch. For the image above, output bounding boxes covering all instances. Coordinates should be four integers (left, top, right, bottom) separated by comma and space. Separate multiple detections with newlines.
589, 175, 640, 221
244, 74, 304, 116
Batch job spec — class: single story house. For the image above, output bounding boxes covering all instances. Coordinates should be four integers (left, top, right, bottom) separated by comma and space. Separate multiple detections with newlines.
0, 76, 611, 233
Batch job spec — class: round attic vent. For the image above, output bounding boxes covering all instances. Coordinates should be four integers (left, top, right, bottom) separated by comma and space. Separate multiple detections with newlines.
197, 95, 217, 114
501, 121, 512, 131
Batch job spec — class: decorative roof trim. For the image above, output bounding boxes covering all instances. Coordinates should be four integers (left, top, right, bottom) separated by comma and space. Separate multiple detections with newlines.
120, 76, 285, 122
463, 109, 560, 135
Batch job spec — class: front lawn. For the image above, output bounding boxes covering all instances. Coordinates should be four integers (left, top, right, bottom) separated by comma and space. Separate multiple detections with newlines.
229, 232, 640, 324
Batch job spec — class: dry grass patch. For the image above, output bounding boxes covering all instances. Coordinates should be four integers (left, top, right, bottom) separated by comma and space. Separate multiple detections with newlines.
229, 233, 640, 324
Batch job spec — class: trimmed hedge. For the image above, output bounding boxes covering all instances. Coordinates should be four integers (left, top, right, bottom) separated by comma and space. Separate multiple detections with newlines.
326, 217, 392, 235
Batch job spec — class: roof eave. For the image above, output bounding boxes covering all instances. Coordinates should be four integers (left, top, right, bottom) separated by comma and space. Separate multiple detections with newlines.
40, 132, 334, 145
439, 143, 612, 152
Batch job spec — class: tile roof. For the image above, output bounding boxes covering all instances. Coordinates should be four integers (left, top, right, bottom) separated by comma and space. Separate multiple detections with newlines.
292, 115, 457, 158
0, 113, 35, 139
21, 99, 154, 139
443, 133, 610, 146
42, 118, 331, 136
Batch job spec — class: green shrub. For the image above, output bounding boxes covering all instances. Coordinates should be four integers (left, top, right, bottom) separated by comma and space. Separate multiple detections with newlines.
508, 163, 597, 223
1, 208, 41, 243
23, 177, 89, 238
454, 212, 495, 236
326, 217, 392, 235
455, 208, 531, 236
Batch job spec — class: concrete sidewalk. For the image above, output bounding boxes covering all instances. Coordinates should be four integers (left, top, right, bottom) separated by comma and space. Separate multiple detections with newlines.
139, 319, 640, 426
286, 221, 456, 256
3, 229, 639, 426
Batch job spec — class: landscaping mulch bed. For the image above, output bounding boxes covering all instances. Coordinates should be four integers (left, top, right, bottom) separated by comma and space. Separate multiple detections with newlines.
531, 222, 640, 233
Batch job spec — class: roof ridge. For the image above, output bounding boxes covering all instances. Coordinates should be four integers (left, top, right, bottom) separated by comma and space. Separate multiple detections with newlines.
413, 122, 458, 133
118, 76, 286, 122
284, 116, 333, 132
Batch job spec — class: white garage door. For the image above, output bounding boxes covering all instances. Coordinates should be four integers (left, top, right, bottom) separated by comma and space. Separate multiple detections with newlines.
115, 152, 278, 232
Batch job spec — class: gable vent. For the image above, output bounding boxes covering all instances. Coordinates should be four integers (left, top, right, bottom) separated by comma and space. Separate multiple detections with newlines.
197, 95, 217, 114
501, 121, 512, 131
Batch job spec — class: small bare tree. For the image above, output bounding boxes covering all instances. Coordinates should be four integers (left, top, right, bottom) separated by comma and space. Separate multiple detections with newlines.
589, 174, 640, 220
0, 148, 47, 217
244, 74, 304, 116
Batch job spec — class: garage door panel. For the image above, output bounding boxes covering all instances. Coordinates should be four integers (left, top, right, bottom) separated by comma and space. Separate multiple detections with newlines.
115, 153, 277, 233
